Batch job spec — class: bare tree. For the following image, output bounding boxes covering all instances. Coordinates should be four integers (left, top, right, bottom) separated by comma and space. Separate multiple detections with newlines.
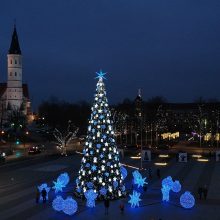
53, 121, 78, 156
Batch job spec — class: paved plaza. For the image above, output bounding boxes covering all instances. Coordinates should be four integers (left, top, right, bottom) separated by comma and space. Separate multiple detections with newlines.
0, 154, 220, 220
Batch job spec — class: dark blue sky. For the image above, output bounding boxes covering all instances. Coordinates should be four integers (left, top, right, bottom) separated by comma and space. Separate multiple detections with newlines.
1, 0, 220, 109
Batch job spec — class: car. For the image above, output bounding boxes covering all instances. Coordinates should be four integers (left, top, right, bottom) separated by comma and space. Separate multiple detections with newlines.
28, 146, 41, 155
0, 152, 6, 164
0, 148, 13, 156
35, 144, 45, 151
158, 145, 171, 150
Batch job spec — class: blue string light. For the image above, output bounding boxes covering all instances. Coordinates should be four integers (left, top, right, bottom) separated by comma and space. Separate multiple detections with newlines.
162, 176, 173, 190
57, 172, 70, 186
99, 187, 107, 196
180, 191, 195, 209
120, 166, 127, 180
84, 189, 98, 208
63, 197, 78, 215
132, 170, 147, 188
53, 172, 70, 193
128, 190, 142, 208
172, 180, 181, 193
52, 196, 64, 212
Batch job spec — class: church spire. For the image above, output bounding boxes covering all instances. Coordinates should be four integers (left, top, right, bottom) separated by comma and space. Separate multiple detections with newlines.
138, 88, 141, 97
8, 24, 21, 55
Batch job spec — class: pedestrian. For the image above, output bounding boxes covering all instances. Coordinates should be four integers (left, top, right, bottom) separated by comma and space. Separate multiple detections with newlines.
176, 154, 179, 162
198, 187, 203, 200
104, 198, 110, 215
203, 185, 208, 200
119, 202, 124, 214
143, 183, 147, 192
36, 187, 40, 204
41, 188, 47, 203
156, 168, 161, 179
148, 168, 152, 179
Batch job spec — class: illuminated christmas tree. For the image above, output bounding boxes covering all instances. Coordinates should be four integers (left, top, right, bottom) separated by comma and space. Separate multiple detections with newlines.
76, 71, 125, 199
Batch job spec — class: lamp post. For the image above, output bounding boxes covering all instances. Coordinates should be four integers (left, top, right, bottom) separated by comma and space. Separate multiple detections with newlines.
140, 113, 143, 169
23, 131, 29, 155
150, 123, 153, 147
198, 106, 203, 148
216, 110, 219, 148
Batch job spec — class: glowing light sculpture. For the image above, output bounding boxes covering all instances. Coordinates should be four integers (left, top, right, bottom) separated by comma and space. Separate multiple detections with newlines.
180, 191, 195, 209
99, 187, 107, 196
120, 166, 127, 180
52, 196, 64, 212
53, 180, 64, 193
63, 197, 78, 215
84, 189, 98, 208
161, 185, 170, 202
161, 176, 174, 202
162, 176, 173, 190
132, 170, 147, 188
128, 190, 142, 208
171, 180, 181, 193
38, 183, 50, 200
57, 172, 70, 186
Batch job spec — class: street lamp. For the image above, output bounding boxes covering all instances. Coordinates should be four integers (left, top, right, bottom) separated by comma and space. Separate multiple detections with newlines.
23, 131, 29, 151
216, 110, 219, 148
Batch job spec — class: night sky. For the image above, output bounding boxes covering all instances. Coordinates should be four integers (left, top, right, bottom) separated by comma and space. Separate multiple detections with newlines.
0, 0, 220, 109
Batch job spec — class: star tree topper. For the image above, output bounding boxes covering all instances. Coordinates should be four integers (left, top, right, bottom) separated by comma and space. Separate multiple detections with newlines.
95, 70, 107, 80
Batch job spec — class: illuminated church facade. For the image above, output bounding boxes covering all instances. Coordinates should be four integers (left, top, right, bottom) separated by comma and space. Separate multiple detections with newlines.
0, 25, 31, 123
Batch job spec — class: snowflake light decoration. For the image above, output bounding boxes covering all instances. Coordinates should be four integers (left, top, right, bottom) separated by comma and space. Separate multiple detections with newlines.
53, 180, 65, 193
128, 190, 142, 208
84, 189, 98, 208
91, 165, 97, 171
132, 170, 147, 188
180, 191, 195, 209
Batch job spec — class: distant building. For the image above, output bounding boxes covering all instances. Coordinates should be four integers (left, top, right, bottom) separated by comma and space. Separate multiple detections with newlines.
0, 25, 31, 125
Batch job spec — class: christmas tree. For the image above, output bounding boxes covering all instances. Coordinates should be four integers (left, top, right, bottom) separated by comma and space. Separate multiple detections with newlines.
76, 71, 125, 199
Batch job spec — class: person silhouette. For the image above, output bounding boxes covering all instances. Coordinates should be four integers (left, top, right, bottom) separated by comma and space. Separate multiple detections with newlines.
41, 188, 47, 203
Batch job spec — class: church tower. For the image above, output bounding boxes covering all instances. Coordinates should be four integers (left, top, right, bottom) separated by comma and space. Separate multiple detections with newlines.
7, 25, 23, 111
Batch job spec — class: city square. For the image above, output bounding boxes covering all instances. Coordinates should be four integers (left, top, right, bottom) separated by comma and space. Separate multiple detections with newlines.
1, 152, 220, 220
0, 1, 220, 220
